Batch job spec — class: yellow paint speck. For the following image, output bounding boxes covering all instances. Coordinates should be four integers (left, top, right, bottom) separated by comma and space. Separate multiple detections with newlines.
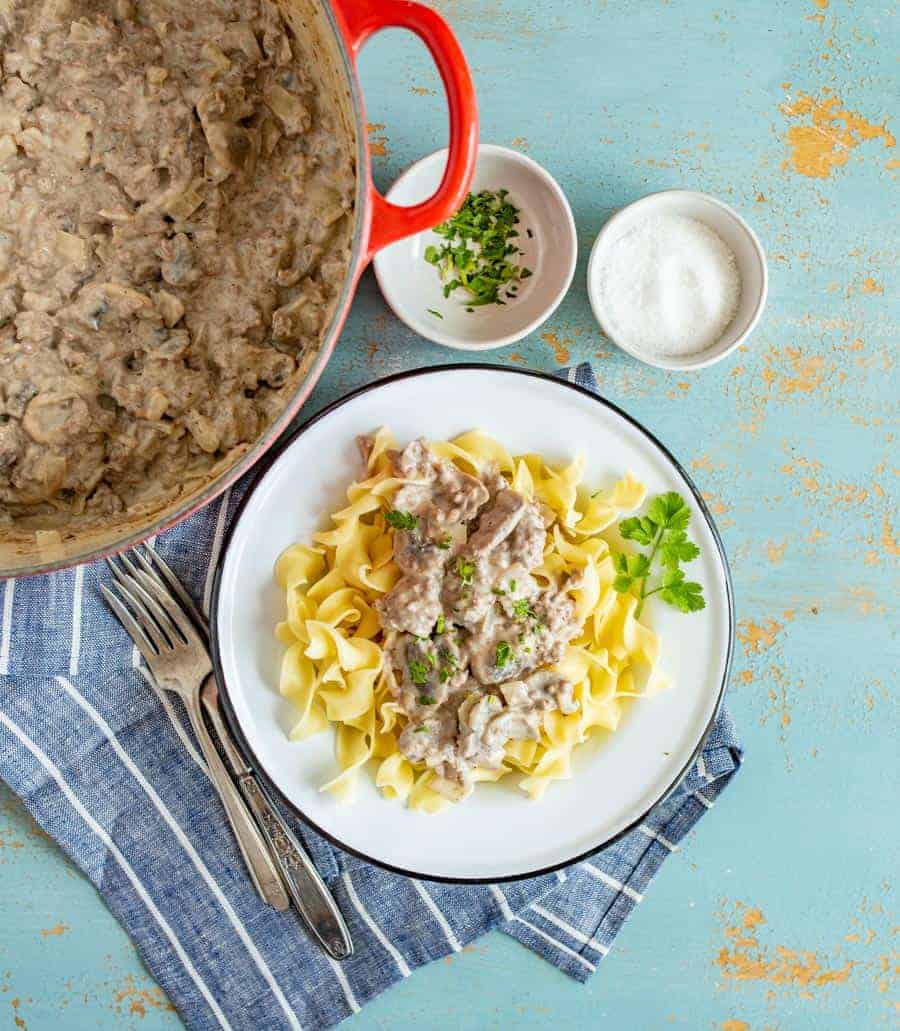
701, 491, 730, 516
780, 89, 896, 179
737, 618, 784, 654
766, 540, 788, 564
39, 923, 68, 938
882, 515, 899, 556
716, 902, 854, 990
540, 331, 570, 364
11, 999, 26, 1031
861, 277, 884, 295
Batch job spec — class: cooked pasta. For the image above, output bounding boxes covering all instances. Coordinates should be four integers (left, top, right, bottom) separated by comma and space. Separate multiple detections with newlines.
273, 429, 668, 810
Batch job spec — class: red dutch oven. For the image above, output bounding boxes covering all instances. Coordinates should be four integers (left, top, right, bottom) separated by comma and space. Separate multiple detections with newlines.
2, 0, 478, 578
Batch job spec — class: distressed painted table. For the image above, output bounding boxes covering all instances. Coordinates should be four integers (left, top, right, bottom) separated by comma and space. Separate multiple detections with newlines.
1, 0, 897, 1028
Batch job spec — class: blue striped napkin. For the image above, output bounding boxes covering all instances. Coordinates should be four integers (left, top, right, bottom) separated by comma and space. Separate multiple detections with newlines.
0, 365, 742, 1030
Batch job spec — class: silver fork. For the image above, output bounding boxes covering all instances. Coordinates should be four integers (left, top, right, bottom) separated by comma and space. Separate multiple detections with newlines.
102, 549, 354, 960
101, 555, 290, 911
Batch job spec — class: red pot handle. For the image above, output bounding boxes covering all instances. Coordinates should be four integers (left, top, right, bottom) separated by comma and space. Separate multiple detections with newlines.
331, 0, 478, 262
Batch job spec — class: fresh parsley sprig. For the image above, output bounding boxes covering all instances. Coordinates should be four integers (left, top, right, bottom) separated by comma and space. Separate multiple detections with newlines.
612, 492, 705, 616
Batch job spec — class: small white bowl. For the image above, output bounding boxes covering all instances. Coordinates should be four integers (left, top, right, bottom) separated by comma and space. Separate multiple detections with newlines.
586, 190, 768, 371
373, 144, 577, 351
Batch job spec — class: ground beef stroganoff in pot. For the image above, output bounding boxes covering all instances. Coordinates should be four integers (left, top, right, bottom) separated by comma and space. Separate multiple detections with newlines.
0, 0, 353, 523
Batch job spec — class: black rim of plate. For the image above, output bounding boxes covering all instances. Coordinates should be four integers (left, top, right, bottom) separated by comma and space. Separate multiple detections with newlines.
209, 364, 735, 885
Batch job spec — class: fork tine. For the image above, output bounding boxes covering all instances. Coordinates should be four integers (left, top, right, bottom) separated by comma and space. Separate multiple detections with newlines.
119, 553, 185, 639
108, 567, 172, 653
117, 564, 184, 651
130, 561, 200, 649
100, 584, 159, 666
136, 547, 209, 638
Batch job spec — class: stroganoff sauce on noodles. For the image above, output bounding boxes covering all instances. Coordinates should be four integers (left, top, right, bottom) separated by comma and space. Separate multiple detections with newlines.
274, 430, 670, 812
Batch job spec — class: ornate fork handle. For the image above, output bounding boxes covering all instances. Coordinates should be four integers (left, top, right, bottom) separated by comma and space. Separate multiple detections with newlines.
240, 777, 353, 960
199, 675, 353, 960
182, 691, 290, 911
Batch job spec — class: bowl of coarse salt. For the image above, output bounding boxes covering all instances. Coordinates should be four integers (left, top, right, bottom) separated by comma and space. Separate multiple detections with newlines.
586, 190, 767, 370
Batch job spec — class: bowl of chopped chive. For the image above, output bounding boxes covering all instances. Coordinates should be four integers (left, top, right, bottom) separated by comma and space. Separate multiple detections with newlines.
373, 144, 577, 350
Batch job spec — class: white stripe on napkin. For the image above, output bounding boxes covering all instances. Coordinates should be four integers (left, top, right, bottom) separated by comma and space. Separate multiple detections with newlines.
581, 862, 644, 902
639, 824, 678, 851
696, 754, 715, 784
326, 955, 359, 1014
489, 884, 515, 922
0, 710, 232, 1031
513, 916, 596, 973
412, 881, 461, 952
69, 565, 84, 677
342, 872, 410, 977
55, 676, 302, 1031
0, 578, 15, 675
530, 903, 609, 956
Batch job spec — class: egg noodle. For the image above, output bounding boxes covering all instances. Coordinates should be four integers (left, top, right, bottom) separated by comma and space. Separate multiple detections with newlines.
273, 429, 670, 812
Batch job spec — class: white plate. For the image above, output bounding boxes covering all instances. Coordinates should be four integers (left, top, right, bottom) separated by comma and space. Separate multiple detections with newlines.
373, 145, 577, 351
212, 367, 733, 882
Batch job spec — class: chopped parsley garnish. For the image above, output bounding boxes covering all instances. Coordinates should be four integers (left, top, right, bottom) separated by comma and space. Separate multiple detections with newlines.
438, 669, 451, 683
408, 660, 430, 685
455, 556, 476, 585
512, 598, 536, 621
425, 189, 532, 308
491, 586, 506, 596
435, 615, 446, 635
437, 535, 452, 550
418, 695, 436, 706
414, 725, 429, 733
508, 579, 517, 592
385, 509, 418, 531
495, 641, 514, 668
425, 651, 437, 668
426, 308, 443, 319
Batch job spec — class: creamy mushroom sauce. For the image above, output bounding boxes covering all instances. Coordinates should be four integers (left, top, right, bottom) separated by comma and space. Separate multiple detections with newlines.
372, 438, 582, 800
0, 0, 353, 523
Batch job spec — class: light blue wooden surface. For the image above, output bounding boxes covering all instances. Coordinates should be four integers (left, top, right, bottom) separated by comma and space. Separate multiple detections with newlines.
1, 1, 897, 1028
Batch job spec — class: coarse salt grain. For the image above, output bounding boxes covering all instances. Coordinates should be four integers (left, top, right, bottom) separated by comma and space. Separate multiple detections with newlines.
597, 214, 741, 358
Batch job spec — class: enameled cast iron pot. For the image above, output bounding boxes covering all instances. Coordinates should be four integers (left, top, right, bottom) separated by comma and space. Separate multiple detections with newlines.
1, 0, 477, 578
